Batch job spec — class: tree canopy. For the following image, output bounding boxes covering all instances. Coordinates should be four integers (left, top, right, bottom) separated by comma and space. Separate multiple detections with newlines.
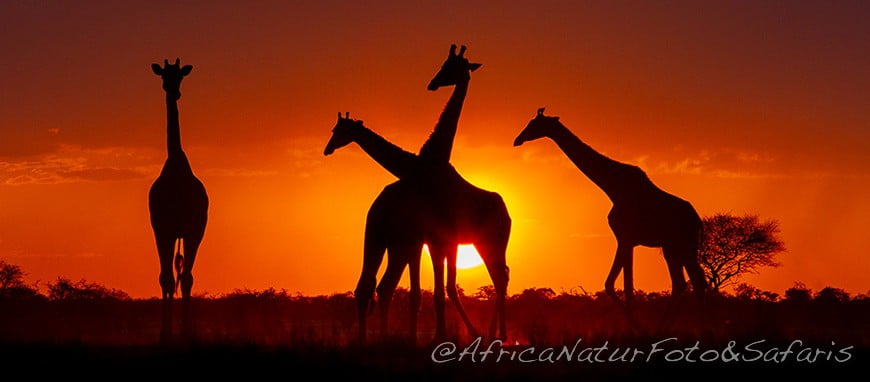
699, 213, 785, 292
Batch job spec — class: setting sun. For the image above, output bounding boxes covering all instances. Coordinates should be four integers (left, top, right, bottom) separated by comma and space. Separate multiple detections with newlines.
422, 244, 485, 269
456, 245, 484, 269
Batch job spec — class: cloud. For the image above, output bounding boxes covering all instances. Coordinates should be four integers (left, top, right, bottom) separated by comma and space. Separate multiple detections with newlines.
0, 127, 68, 159
634, 149, 868, 180
519, 145, 790, 179
632, 149, 791, 179
1, 249, 104, 258
0, 142, 291, 185
56, 168, 146, 182
0, 156, 151, 185
201, 168, 279, 177
0, 144, 159, 186
286, 147, 324, 170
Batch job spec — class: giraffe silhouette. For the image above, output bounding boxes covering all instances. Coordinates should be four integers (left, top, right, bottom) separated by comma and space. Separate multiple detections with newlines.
325, 115, 510, 342
325, 45, 509, 342
514, 108, 706, 308
149, 58, 208, 339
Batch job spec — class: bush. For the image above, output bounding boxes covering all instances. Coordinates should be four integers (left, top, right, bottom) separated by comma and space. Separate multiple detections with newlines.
47, 277, 130, 301
0, 260, 41, 300
223, 287, 293, 301
733, 283, 779, 302
784, 282, 812, 303
513, 287, 556, 301
815, 287, 850, 304
472, 285, 496, 301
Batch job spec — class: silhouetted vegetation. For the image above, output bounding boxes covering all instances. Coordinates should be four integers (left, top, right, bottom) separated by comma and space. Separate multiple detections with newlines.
0, 261, 41, 300
0, 263, 865, 378
472, 285, 497, 301
700, 213, 785, 291
47, 277, 131, 301
784, 282, 813, 303
815, 286, 851, 304
514, 287, 557, 301
1, 282, 867, 345
733, 283, 779, 302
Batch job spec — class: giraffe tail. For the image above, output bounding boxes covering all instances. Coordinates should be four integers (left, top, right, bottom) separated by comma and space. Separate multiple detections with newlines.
174, 239, 184, 295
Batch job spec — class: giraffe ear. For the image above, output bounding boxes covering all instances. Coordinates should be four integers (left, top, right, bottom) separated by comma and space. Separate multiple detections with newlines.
151, 64, 163, 75
468, 63, 482, 72
180, 65, 193, 76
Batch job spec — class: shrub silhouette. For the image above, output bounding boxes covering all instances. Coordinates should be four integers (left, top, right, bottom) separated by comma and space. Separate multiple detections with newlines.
47, 277, 131, 301
513, 287, 556, 302
0, 260, 41, 300
815, 286, 850, 304
783, 282, 812, 303
223, 287, 293, 301
734, 283, 779, 302
472, 285, 497, 301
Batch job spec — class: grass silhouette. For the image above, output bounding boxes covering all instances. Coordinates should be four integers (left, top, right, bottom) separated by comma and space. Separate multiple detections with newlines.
0, 284, 867, 377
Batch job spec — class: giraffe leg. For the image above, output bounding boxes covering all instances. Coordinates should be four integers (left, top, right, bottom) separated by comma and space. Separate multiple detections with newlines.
681, 240, 709, 330
605, 243, 631, 302
478, 238, 509, 341
684, 255, 707, 301
180, 233, 203, 339
664, 247, 689, 297
495, 274, 508, 341
657, 246, 689, 334
355, 228, 386, 344
621, 246, 635, 304
605, 243, 637, 330
429, 243, 447, 340
445, 245, 479, 338
155, 234, 175, 343
376, 247, 409, 338
408, 248, 423, 344
620, 245, 638, 331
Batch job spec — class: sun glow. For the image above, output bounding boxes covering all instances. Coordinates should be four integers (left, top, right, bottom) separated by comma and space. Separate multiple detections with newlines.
456, 244, 484, 269
422, 244, 485, 269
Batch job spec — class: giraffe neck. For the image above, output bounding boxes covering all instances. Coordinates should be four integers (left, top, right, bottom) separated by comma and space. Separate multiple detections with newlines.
165, 94, 183, 156
547, 124, 639, 202
418, 80, 469, 164
351, 125, 418, 180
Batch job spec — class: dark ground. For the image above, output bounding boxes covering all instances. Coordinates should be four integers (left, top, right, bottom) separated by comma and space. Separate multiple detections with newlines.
1, 291, 867, 379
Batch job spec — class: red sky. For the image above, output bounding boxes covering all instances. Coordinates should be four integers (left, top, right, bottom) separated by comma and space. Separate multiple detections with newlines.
1, 1, 868, 298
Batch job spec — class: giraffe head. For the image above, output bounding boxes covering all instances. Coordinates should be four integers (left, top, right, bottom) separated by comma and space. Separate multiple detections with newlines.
324, 112, 364, 156
427, 44, 482, 91
513, 108, 561, 146
151, 58, 193, 100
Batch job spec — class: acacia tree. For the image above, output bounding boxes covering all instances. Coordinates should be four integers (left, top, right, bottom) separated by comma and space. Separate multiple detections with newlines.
0, 261, 25, 290
699, 213, 785, 292
0, 260, 40, 298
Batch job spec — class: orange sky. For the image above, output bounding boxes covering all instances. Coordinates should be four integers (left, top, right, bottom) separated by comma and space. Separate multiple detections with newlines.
1, 1, 868, 298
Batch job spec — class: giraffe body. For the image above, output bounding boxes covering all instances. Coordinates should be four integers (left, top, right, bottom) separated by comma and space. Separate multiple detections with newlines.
514, 108, 706, 305
149, 59, 208, 340
351, 150, 511, 343
326, 46, 508, 342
